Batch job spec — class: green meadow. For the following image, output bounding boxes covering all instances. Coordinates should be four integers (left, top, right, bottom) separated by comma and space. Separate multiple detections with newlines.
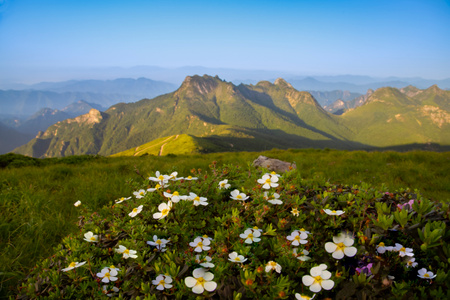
0, 149, 449, 298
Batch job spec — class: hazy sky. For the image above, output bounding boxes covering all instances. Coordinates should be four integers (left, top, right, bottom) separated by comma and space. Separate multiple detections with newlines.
1, 0, 449, 83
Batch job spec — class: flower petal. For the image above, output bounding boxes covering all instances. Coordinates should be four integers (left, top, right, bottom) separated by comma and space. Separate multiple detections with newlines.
203, 272, 214, 281
324, 242, 337, 253
204, 281, 217, 292
344, 246, 357, 257
332, 249, 345, 259
321, 270, 332, 280
321, 279, 335, 290
185, 277, 197, 288
309, 282, 322, 293
302, 275, 314, 286
192, 284, 204, 294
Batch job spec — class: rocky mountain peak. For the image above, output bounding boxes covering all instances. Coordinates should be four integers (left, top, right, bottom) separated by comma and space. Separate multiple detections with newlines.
274, 78, 293, 88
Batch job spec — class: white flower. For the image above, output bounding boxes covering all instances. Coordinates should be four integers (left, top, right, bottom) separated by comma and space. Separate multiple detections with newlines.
195, 255, 215, 268
163, 191, 186, 203
190, 237, 211, 252
201, 234, 214, 241
147, 183, 163, 192
83, 231, 98, 243
295, 293, 316, 300
149, 171, 170, 185
152, 274, 173, 290
228, 252, 247, 263
299, 228, 311, 236
240, 228, 261, 244
325, 232, 357, 259
102, 285, 119, 297
129, 205, 143, 217
291, 208, 300, 216
257, 174, 279, 189
185, 268, 217, 294
218, 179, 231, 189
265, 171, 281, 178
189, 192, 208, 206
74, 200, 81, 207
62, 261, 86, 272
293, 248, 311, 261
147, 235, 170, 252
184, 175, 198, 181
405, 257, 418, 268
115, 245, 138, 259
115, 196, 131, 204
302, 264, 335, 293
133, 189, 146, 199
169, 171, 183, 181
418, 268, 436, 279
153, 201, 172, 220
287, 230, 308, 246
265, 261, 281, 273
263, 192, 282, 205
323, 209, 345, 216
230, 189, 249, 201
394, 243, 414, 257
97, 267, 118, 283
376, 242, 392, 254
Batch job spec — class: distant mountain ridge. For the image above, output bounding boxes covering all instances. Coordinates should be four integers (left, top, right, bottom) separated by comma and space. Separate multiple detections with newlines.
12, 75, 450, 158
0, 78, 177, 116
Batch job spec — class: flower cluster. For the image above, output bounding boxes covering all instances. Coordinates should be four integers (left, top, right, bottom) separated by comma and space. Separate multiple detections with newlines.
21, 165, 447, 299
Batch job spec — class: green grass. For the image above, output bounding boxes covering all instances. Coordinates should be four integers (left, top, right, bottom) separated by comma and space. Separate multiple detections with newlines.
0, 149, 449, 297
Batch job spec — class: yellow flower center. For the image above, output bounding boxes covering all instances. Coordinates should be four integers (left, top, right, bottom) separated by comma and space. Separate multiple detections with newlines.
332, 210, 337, 213
132, 208, 138, 213
237, 195, 242, 199
424, 273, 430, 278
110, 265, 116, 269
90, 236, 96, 241
156, 239, 162, 245
69, 262, 77, 268
336, 242, 346, 250
187, 176, 192, 179
400, 247, 406, 252
104, 272, 110, 279
235, 257, 241, 261
197, 241, 203, 247
124, 249, 130, 254
197, 277, 205, 285
202, 235, 209, 238
120, 197, 125, 200
158, 175, 164, 180
159, 279, 165, 285
155, 184, 161, 189
173, 191, 179, 196
220, 183, 225, 186
271, 171, 277, 175
248, 233, 254, 239
314, 275, 323, 283
253, 226, 259, 230
140, 192, 144, 196
379, 242, 385, 247
161, 209, 169, 216
265, 178, 271, 184
194, 196, 200, 201
294, 235, 301, 241
269, 261, 277, 267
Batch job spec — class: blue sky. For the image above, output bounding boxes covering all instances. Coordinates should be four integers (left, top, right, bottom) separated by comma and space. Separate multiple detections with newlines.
0, 0, 449, 83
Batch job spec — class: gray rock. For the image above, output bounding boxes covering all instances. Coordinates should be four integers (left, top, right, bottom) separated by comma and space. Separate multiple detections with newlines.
252, 155, 297, 173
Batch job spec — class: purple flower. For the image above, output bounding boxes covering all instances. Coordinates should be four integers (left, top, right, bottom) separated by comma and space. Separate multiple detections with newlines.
356, 263, 373, 276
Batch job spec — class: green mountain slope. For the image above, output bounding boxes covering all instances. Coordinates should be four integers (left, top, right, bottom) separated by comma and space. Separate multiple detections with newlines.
341, 86, 450, 146
13, 76, 450, 158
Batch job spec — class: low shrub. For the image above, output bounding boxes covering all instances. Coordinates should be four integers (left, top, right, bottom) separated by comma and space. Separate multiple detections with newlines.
15, 162, 449, 299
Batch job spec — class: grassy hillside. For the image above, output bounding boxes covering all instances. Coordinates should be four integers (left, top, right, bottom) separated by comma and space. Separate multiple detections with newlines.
1, 149, 450, 297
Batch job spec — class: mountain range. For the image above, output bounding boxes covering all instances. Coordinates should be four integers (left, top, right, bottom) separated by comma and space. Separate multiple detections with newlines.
13, 75, 450, 158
